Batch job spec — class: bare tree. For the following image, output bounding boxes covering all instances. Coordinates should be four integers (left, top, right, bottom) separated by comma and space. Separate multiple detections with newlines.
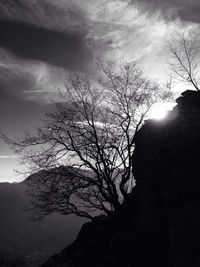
4, 60, 171, 220
168, 27, 200, 91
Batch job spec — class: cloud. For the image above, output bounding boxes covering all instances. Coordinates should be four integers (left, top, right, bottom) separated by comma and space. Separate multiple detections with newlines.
0, 19, 92, 71
0, 155, 18, 159
0, 0, 172, 124
0, 0, 88, 33
0, 0, 170, 98
0, 0, 173, 69
0, 47, 67, 102
0, 62, 37, 100
0, 0, 179, 104
0, 0, 174, 74
84, 0, 173, 74
0, 62, 52, 137
132, 0, 200, 24
0, 0, 94, 71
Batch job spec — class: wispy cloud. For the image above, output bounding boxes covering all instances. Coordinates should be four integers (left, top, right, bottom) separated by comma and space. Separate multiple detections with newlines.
0, 155, 18, 159
0, 0, 173, 68
132, 0, 200, 24
0, 0, 95, 111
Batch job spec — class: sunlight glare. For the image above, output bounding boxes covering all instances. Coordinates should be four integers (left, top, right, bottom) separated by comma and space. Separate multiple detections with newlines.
149, 102, 176, 120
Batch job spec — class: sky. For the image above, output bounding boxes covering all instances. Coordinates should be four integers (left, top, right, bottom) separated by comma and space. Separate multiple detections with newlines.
0, 0, 200, 182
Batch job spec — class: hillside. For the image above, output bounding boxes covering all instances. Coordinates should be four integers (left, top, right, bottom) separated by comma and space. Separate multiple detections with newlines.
0, 179, 85, 267
40, 90, 200, 267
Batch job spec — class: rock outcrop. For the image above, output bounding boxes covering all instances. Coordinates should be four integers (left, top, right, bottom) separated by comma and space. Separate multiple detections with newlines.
133, 90, 200, 267
41, 90, 200, 267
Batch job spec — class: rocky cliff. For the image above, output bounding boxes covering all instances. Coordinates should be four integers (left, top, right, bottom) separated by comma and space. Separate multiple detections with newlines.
41, 90, 200, 267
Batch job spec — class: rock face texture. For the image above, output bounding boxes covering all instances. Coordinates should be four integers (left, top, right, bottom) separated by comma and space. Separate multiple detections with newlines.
41, 90, 200, 267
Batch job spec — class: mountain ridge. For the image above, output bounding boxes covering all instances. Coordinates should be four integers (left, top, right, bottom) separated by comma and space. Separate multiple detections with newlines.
0, 173, 85, 267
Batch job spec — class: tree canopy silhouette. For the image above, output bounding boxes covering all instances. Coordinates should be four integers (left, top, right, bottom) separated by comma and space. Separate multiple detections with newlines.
4, 60, 171, 220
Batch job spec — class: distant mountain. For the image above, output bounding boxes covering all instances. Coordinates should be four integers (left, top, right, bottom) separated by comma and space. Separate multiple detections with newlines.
0, 178, 86, 267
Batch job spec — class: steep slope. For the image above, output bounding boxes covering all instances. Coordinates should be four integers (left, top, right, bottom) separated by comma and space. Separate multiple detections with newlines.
41, 90, 200, 267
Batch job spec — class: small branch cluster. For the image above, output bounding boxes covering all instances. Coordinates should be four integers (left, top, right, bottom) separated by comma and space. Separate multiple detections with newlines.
168, 27, 200, 91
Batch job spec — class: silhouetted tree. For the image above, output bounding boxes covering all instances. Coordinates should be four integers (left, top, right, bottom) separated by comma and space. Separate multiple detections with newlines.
4, 60, 171, 220
168, 27, 200, 91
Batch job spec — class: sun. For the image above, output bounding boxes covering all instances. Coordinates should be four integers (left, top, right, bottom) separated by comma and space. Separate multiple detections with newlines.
148, 102, 176, 120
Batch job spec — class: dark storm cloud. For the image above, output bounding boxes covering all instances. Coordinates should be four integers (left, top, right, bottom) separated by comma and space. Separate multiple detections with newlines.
134, 0, 200, 23
0, 19, 92, 71
0, 0, 94, 70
